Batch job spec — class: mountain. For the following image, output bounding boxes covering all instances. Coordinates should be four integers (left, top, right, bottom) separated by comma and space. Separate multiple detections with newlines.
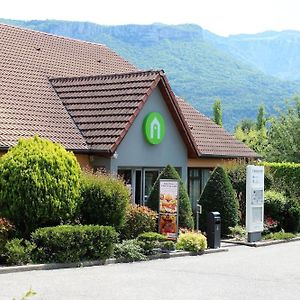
204, 30, 300, 81
1, 19, 300, 130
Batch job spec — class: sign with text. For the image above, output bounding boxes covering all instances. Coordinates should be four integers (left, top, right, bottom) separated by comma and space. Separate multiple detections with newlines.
246, 165, 264, 233
159, 179, 179, 239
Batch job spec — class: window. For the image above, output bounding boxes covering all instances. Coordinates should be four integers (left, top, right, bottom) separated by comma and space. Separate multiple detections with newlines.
188, 168, 211, 213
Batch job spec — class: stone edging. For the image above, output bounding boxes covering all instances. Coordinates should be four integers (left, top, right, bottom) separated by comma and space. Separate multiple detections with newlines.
222, 236, 300, 247
0, 248, 227, 274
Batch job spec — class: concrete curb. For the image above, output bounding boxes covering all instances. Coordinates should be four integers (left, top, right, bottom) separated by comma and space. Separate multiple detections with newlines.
222, 236, 300, 248
0, 248, 228, 274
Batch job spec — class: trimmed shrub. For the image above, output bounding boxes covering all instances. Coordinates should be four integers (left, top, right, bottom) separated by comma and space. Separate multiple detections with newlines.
161, 240, 176, 251
282, 199, 300, 233
264, 191, 300, 233
137, 232, 167, 255
0, 217, 15, 259
114, 239, 147, 262
121, 205, 157, 239
0, 136, 81, 236
261, 162, 300, 200
264, 190, 286, 224
176, 232, 207, 252
4, 238, 35, 265
147, 165, 194, 229
199, 166, 239, 235
80, 172, 130, 230
31, 225, 118, 263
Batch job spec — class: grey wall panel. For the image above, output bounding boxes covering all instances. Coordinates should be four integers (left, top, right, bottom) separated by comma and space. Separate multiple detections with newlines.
111, 88, 188, 182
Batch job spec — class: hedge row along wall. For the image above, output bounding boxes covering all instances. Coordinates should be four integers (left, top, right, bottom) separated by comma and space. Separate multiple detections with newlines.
261, 162, 300, 199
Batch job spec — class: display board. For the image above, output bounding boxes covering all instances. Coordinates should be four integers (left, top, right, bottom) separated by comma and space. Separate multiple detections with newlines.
246, 165, 264, 233
159, 179, 179, 239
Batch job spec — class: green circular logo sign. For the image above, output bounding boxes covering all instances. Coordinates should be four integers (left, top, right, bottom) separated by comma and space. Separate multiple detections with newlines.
143, 112, 165, 144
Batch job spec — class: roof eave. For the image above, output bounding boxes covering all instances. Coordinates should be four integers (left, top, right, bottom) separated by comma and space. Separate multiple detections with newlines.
198, 152, 261, 159
158, 74, 199, 158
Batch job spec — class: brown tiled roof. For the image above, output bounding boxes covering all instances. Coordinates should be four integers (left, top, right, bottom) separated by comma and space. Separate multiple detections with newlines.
0, 23, 256, 159
0, 23, 137, 150
176, 97, 258, 158
50, 70, 199, 157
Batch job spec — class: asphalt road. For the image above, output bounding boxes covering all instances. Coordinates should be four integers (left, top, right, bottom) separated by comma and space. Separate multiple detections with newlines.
0, 241, 299, 300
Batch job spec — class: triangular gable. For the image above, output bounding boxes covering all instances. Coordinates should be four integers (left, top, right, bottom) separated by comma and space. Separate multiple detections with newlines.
50, 70, 199, 157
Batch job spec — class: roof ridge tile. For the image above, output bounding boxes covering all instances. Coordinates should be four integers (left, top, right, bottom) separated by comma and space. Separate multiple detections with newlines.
0, 22, 106, 47
50, 70, 163, 83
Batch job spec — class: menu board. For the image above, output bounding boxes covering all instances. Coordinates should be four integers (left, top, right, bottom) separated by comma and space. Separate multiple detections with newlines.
159, 179, 179, 239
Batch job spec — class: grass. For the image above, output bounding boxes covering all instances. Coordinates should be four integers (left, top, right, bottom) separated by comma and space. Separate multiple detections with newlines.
263, 231, 297, 240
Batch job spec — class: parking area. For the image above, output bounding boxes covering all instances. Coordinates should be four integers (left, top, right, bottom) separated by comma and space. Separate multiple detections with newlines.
0, 241, 299, 300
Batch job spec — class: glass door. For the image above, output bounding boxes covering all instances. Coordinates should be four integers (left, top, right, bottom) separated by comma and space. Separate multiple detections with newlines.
143, 169, 160, 205
134, 169, 142, 205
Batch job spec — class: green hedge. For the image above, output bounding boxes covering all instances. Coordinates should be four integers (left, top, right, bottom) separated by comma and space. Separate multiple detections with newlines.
80, 172, 130, 230
0, 136, 81, 237
281, 199, 300, 233
261, 162, 300, 199
264, 190, 286, 224
31, 225, 118, 263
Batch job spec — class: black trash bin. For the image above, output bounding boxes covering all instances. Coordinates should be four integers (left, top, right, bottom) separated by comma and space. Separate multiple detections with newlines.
207, 212, 221, 248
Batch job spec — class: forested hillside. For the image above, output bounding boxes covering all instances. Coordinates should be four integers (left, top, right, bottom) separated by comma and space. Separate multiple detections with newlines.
205, 30, 300, 81
1, 19, 300, 130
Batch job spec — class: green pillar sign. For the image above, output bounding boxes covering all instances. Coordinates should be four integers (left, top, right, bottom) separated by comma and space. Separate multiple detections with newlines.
143, 112, 165, 144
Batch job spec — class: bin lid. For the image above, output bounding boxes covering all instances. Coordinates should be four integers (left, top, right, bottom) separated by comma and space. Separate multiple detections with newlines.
209, 211, 220, 217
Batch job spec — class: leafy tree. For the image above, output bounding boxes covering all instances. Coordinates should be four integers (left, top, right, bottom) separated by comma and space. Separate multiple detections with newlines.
266, 96, 300, 162
235, 126, 268, 156
235, 106, 268, 157
199, 166, 238, 235
0, 136, 81, 237
213, 98, 223, 127
235, 118, 256, 133
147, 165, 194, 229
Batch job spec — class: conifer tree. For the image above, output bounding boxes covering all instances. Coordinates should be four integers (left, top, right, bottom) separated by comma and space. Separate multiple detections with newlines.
213, 98, 223, 127
147, 165, 194, 229
199, 166, 238, 235
256, 104, 266, 130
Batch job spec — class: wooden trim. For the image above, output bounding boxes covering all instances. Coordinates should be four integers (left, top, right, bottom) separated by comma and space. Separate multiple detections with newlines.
188, 157, 237, 168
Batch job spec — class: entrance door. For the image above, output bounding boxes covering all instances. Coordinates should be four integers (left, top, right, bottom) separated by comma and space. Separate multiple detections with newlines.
143, 169, 160, 205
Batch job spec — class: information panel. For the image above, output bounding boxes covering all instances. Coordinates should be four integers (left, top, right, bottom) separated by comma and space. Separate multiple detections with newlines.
246, 165, 264, 233
159, 179, 179, 239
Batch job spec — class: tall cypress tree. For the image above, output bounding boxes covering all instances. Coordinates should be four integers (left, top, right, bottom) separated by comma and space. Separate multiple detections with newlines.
213, 98, 223, 127
256, 104, 266, 130
199, 166, 238, 235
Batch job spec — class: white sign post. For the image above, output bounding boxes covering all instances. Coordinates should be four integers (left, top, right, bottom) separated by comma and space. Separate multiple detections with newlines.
246, 165, 264, 242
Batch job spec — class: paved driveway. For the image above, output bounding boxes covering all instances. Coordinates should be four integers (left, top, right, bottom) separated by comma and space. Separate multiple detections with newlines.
0, 241, 300, 300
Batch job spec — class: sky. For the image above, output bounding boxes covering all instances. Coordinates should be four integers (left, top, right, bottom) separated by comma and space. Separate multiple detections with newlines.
2, 0, 300, 36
